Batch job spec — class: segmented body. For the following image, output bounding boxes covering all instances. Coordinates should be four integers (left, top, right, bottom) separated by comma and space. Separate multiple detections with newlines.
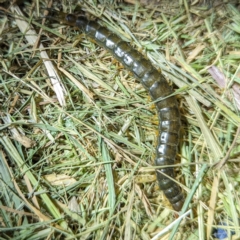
46, 10, 184, 211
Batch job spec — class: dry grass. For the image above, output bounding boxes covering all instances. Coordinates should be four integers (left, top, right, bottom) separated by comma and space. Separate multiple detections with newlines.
0, 0, 240, 239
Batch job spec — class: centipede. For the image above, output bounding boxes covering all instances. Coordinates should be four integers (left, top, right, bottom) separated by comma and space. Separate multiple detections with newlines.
45, 9, 185, 211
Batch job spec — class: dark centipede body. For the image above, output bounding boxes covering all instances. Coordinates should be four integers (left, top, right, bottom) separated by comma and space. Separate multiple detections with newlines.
46, 10, 185, 211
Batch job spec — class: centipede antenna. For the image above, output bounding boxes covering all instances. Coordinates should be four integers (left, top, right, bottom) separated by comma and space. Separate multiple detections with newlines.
0, 9, 14, 19
40, 7, 55, 11
41, 8, 56, 15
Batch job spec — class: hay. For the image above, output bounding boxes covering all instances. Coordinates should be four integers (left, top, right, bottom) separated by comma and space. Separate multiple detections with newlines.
1, 1, 240, 239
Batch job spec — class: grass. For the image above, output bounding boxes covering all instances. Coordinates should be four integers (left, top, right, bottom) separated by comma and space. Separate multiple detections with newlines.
1, 0, 240, 239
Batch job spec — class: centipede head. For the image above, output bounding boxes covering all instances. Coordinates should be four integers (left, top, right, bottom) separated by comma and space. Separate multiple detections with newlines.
43, 8, 77, 26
